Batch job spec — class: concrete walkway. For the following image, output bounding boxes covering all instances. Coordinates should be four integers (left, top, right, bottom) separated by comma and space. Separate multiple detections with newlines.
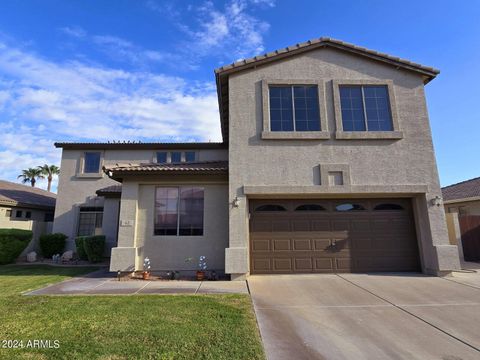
25, 269, 248, 295
248, 271, 480, 360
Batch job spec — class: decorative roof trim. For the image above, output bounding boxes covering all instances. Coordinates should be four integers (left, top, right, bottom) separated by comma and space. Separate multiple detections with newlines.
55, 142, 226, 150
215, 37, 439, 78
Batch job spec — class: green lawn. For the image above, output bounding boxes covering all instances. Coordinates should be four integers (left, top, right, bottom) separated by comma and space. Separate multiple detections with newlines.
0, 265, 265, 360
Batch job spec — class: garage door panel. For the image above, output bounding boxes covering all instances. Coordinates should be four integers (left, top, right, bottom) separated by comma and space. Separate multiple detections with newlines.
314, 258, 335, 272
252, 239, 270, 251
293, 239, 312, 251
351, 219, 371, 232
350, 237, 372, 249
272, 220, 290, 232
332, 220, 350, 231
273, 258, 293, 271
295, 258, 313, 270
314, 238, 334, 251
273, 239, 291, 251
292, 220, 311, 231
250, 198, 420, 274
311, 220, 331, 231
251, 220, 272, 232
253, 258, 271, 272
336, 257, 352, 271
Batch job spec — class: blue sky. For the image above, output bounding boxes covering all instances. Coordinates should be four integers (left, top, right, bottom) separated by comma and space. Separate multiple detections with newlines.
0, 0, 478, 191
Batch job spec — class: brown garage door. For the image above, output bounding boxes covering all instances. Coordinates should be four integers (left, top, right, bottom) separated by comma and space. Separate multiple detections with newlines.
249, 199, 420, 274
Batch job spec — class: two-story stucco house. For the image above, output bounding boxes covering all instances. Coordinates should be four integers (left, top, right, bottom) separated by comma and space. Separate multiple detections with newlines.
53, 37, 461, 279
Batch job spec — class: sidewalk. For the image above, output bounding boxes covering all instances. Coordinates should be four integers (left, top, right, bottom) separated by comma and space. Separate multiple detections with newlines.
25, 269, 249, 296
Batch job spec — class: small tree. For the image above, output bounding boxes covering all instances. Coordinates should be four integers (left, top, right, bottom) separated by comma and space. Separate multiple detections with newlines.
17, 168, 45, 188
38, 164, 60, 192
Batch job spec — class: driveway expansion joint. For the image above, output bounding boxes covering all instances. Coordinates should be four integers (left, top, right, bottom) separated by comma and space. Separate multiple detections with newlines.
335, 274, 480, 353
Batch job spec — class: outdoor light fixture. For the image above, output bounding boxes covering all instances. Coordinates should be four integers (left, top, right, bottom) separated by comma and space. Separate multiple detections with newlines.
231, 196, 239, 208
431, 196, 442, 207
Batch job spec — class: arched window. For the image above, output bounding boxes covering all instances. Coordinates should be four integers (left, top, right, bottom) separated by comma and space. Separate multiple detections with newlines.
374, 203, 404, 211
255, 205, 287, 212
295, 204, 326, 211
335, 203, 366, 212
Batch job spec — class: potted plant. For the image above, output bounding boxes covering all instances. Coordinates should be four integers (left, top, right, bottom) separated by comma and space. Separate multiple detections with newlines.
185, 256, 208, 281
197, 256, 207, 281
142, 257, 151, 280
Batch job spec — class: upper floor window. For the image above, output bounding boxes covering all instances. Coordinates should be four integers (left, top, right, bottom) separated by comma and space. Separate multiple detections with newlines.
170, 151, 182, 163
84, 152, 101, 173
156, 151, 197, 164
156, 152, 167, 164
339, 85, 393, 132
185, 151, 196, 162
269, 85, 320, 132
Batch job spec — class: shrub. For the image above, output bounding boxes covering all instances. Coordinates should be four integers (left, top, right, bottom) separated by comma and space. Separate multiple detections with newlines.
0, 229, 33, 264
83, 235, 105, 263
39, 233, 67, 258
74, 237, 88, 260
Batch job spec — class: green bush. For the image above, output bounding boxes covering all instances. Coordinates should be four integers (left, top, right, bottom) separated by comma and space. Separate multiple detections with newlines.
39, 233, 67, 258
74, 237, 88, 260
83, 235, 105, 263
0, 229, 33, 264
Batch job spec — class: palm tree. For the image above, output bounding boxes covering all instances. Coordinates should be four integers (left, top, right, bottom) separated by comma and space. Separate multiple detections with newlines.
18, 168, 45, 188
38, 164, 60, 192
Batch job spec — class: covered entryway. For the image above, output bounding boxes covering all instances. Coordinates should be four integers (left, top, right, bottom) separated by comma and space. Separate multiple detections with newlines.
249, 198, 420, 274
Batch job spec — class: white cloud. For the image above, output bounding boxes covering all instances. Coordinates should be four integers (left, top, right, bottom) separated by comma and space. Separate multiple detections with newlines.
149, 0, 273, 61
0, 40, 222, 186
60, 26, 87, 38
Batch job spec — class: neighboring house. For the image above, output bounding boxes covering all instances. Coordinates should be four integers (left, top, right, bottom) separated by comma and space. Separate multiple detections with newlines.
0, 180, 56, 256
442, 177, 480, 262
442, 177, 480, 215
53, 37, 460, 279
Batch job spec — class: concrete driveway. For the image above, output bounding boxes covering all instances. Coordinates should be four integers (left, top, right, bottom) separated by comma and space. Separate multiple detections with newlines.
248, 272, 480, 360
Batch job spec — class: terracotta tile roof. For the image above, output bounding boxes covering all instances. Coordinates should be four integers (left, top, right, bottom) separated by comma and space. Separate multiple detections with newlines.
0, 180, 56, 209
104, 161, 228, 179
442, 177, 480, 202
96, 185, 122, 196
214, 37, 440, 78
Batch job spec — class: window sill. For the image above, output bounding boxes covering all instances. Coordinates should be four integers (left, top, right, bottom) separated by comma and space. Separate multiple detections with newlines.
335, 131, 403, 140
75, 173, 103, 179
261, 131, 330, 140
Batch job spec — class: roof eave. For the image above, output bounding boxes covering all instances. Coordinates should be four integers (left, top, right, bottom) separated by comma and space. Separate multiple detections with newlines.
55, 142, 227, 150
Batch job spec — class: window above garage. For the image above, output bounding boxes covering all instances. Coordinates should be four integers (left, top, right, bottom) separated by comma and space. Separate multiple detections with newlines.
333, 79, 403, 140
261, 79, 329, 140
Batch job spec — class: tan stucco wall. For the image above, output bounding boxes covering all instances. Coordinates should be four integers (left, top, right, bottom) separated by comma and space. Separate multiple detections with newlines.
110, 178, 228, 272
53, 148, 228, 251
226, 47, 459, 276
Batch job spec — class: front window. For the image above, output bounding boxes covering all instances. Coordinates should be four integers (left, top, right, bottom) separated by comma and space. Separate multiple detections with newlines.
15, 210, 22, 218
84, 152, 101, 173
77, 207, 103, 236
339, 85, 393, 131
155, 187, 204, 236
269, 85, 320, 132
